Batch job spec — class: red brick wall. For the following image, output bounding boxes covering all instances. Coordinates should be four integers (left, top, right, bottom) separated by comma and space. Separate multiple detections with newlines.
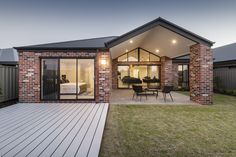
111, 58, 118, 89
18, 50, 111, 103
161, 56, 173, 87
172, 63, 179, 89
190, 44, 213, 105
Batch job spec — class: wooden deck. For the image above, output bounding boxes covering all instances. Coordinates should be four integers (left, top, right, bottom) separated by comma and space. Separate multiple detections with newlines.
0, 103, 109, 157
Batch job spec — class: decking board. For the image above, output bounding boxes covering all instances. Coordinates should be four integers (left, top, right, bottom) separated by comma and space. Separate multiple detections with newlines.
0, 103, 109, 157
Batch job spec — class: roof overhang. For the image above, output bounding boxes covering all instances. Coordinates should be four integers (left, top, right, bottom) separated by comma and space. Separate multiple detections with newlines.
106, 17, 214, 59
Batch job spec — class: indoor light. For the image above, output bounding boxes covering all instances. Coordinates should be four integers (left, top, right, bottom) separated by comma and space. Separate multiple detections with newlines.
125, 49, 129, 52
172, 39, 177, 44
101, 58, 107, 65
155, 49, 160, 53
129, 40, 133, 43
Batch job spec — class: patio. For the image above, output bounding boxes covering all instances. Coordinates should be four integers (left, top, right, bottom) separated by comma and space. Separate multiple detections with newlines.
0, 103, 108, 157
110, 89, 197, 105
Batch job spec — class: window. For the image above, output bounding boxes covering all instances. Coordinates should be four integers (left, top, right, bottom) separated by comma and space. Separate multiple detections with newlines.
128, 49, 138, 62
41, 58, 95, 100
150, 53, 160, 62
117, 66, 129, 88
117, 48, 160, 62
178, 64, 189, 90
60, 59, 76, 99
77, 59, 94, 99
117, 65, 160, 88
140, 49, 149, 62
41, 59, 59, 100
118, 54, 127, 62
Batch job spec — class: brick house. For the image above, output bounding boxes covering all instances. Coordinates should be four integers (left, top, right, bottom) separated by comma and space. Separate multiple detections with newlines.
15, 17, 214, 105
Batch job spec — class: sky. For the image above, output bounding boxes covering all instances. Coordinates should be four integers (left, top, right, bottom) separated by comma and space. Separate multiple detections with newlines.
0, 0, 236, 48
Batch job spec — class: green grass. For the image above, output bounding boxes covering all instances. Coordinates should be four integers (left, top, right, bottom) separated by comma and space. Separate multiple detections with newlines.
100, 93, 236, 157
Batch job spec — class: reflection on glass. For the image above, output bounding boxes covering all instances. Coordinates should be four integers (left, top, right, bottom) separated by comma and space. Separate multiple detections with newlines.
128, 49, 138, 62
150, 53, 160, 61
41, 59, 58, 100
118, 54, 128, 62
130, 66, 147, 87
60, 59, 76, 99
118, 66, 129, 88
140, 49, 149, 61
178, 64, 189, 89
77, 59, 94, 99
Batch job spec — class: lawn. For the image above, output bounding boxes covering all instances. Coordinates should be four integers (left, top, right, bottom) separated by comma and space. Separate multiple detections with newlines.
100, 93, 236, 157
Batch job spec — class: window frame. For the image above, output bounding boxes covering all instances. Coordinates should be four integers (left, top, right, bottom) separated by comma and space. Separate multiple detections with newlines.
117, 47, 160, 63
40, 57, 96, 101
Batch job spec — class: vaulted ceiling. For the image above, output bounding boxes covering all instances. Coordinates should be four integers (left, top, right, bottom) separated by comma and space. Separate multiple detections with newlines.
110, 26, 197, 59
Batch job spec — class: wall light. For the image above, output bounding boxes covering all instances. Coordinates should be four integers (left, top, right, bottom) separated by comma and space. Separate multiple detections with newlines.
101, 58, 107, 65
129, 40, 133, 44
125, 49, 129, 52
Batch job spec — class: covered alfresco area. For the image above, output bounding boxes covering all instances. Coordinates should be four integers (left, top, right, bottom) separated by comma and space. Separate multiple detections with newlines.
106, 17, 214, 105
110, 89, 196, 105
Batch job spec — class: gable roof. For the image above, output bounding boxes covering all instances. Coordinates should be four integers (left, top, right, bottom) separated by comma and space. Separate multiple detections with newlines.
106, 17, 214, 48
0, 48, 19, 65
15, 36, 117, 50
213, 43, 236, 62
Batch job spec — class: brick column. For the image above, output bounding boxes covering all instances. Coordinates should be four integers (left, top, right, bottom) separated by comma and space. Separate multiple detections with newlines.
112, 58, 118, 89
161, 56, 173, 88
189, 44, 213, 105
96, 52, 112, 103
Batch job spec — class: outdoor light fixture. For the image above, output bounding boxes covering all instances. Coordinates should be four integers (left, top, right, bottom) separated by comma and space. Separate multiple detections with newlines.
125, 49, 129, 52
172, 39, 177, 44
101, 58, 107, 65
129, 40, 133, 43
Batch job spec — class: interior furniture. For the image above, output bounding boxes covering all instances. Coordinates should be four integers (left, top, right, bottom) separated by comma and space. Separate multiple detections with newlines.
60, 82, 87, 94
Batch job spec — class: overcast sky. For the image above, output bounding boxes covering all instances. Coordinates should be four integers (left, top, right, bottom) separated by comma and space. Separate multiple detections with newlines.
0, 0, 236, 48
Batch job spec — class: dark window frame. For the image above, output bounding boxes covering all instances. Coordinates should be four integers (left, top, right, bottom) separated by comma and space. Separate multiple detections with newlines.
40, 57, 96, 101
117, 47, 160, 63
117, 64, 161, 89
177, 64, 189, 90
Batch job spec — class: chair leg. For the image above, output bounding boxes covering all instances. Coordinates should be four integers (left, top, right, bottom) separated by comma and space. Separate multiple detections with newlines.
169, 93, 173, 102
163, 93, 166, 102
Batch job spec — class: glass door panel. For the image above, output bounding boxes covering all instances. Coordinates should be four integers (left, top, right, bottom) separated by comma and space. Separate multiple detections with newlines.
41, 59, 59, 100
117, 66, 129, 88
130, 65, 147, 87
60, 59, 76, 99
147, 65, 160, 87
77, 59, 95, 99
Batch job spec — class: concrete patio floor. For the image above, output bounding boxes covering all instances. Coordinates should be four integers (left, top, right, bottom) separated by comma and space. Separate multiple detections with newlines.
110, 89, 198, 105
0, 103, 108, 157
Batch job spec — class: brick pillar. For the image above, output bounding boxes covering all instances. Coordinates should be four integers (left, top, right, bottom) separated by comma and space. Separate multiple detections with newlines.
161, 56, 173, 88
172, 63, 179, 89
18, 51, 40, 103
96, 52, 111, 103
190, 44, 213, 105
112, 58, 118, 89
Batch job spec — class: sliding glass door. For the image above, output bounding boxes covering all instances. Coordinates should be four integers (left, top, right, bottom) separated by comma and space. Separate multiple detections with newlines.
41, 59, 59, 100
77, 59, 95, 99
117, 65, 160, 89
60, 59, 77, 99
41, 58, 95, 100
